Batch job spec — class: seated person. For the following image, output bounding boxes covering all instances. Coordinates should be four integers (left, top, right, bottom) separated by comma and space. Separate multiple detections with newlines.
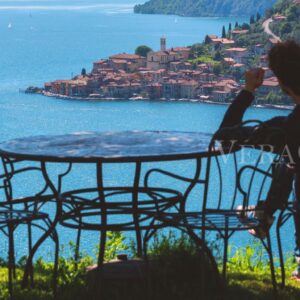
216, 40, 300, 280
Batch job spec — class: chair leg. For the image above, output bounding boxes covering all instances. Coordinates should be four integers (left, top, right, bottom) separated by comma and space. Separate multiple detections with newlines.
266, 232, 277, 298
222, 231, 229, 283
276, 211, 286, 289
27, 222, 35, 288
52, 231, 60, 299
22, 222, 56, 289
8, 226, 16, 280
74, 225, 82, 271
8, 233, 14, 299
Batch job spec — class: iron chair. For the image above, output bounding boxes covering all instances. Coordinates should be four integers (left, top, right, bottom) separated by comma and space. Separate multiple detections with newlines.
143, 121, 287, 296
0, 157, 60, 298
276, 195, 298, 287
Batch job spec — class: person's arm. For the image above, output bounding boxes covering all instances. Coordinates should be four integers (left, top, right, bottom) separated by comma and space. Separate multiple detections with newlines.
216, 68, 290, 144
219, 89, 254, 129
219, 68, 264, 129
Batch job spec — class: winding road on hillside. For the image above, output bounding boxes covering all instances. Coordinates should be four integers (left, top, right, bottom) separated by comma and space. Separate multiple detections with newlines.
262, 18, 282, 42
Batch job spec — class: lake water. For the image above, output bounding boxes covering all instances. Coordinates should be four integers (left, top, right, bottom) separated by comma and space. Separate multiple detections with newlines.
0, 0, 294, 260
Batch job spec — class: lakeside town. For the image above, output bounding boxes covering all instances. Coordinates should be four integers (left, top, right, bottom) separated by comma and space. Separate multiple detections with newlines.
28, 13, 294, 109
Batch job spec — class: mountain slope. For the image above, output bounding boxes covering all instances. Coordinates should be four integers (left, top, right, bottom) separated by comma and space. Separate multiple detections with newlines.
134, 0, 276, 17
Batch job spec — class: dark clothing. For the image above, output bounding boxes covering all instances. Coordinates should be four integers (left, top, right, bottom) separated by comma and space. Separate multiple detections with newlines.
217, 90, 300, 254
219, 90, 300, 169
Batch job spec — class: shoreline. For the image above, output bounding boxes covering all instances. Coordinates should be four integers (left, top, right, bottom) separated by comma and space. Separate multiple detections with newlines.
39, 91, 294, 111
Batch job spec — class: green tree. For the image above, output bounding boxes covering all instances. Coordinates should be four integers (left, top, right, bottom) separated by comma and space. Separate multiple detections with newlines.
241, 23, 251, 30
81, 68, 86, 76
228, 23, 232, 38
190, 43, 209, 57
235, 21, 239, 28
250, 15, 255, 24
135, 45, 153, 57
281, 22, 292, 35
204, 35, 210, 44
222, 25, 226, 38
256, 12, 261, 22
265, 8, 274, 18
292, 28, 300, 44
214, 51, 222, 61
213, 63, 222, 75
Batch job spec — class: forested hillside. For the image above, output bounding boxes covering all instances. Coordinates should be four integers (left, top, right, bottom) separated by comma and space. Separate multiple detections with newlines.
134, 0, 276, 17
269, 0, 300, 42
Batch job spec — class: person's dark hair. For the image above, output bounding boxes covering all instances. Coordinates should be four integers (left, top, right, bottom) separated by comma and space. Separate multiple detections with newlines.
268, 40, 300, 96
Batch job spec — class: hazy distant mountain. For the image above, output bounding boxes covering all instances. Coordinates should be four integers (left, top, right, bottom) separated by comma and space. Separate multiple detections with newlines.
134, 0, 276, 17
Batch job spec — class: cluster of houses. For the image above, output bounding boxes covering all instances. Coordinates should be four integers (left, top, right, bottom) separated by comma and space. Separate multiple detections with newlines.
44, 28, 283, 102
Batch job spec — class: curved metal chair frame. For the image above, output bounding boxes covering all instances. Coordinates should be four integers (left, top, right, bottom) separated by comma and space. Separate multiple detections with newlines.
0, 157, 61, 297
276, 200, 297, 288
143, 120, 287, 297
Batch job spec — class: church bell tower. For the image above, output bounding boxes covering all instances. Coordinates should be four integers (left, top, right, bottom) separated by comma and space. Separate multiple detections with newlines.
160, 36, 166, 51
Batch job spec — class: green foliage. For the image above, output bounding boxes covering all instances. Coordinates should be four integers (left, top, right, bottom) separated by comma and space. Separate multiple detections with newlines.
135, 45, 152, 57
214, 51, 222, 61
222, 25, 226, 38
0, 232, 300, 299
189, 55, 219, 65
92, 231, 129, 262
104, 231, 128, 261
213, 63, 222, 75
228, 240, 269, 274
134, 0, 277, 17
241, 23, 251, 30
190, 43, 210, 57
256, 12, 262, 21
270, 1, 300, 42
234, 31, 268, 47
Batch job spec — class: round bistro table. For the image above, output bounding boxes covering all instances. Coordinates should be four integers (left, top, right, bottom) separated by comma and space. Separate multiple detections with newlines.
0, 131, 212, 279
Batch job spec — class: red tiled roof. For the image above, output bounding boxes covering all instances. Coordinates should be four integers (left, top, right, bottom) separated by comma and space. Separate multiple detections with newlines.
273, 15, 287, 20
225, 47, 248, 52
263, 77, 279, 87
233, 63, 245, 67
269, 38, 280, 45
224, 57, 235, 62
172, 47, 191, 52
211, 38, 235, 45
232, 30, 249, 34
109, 53, 142, 60
111, 59, 128, 64
94, 59, 108, 64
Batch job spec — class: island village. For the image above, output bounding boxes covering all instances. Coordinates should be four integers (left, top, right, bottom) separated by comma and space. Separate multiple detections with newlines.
40, 16, 288, 106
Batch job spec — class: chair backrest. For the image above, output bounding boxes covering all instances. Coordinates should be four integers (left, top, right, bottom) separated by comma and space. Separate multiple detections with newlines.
201, 120, 288, 212
0, 157, 49, 201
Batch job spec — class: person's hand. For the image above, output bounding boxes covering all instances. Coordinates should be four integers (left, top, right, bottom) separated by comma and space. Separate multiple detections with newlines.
244, 68, 265, 93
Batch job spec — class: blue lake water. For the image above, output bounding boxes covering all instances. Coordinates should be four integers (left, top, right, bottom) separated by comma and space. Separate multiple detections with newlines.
0, 0, 294, 260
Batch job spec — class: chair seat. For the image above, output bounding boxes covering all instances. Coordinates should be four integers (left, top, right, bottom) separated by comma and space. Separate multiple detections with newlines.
0, 209, 48, 225
155, 210, 260, 231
